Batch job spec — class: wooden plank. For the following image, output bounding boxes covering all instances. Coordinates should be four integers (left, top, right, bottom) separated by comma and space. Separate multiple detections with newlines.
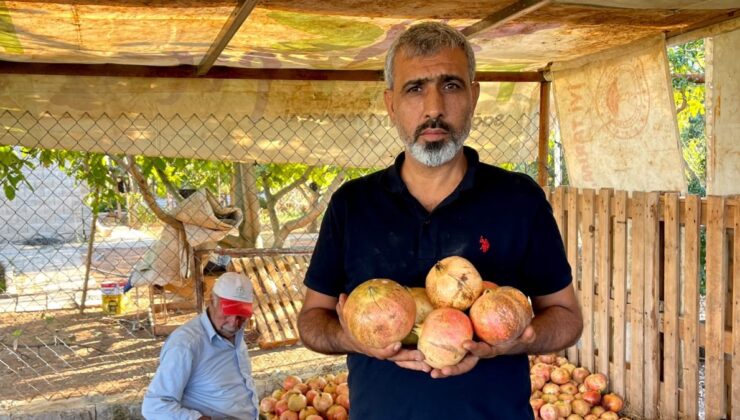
566, 187, 580, 365
596, 188, 612, 376
733, 197, 740, 420
580, 188, 596, 372
274, 255, 307, 312
662, 192, 681, 418
551, 186, 566, 236
681, 195, 701, 420
628, 191, 646, 416
252, 256, 298, 342
259, 256, 300, 340
612, 190, 628, 398
643, 192, 661, 419
705, 196, 728, 420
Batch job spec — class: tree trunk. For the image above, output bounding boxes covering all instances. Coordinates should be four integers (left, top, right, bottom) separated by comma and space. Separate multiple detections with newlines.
229, 162, 261, 248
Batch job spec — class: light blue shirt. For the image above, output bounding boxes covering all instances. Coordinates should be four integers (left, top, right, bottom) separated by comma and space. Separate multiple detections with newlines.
142, 312, 259, 420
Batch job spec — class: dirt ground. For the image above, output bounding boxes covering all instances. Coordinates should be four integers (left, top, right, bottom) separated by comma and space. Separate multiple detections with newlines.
0, 305, 345, 413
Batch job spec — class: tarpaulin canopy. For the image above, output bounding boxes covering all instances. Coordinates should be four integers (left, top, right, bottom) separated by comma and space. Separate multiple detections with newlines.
1, 1, 738, 189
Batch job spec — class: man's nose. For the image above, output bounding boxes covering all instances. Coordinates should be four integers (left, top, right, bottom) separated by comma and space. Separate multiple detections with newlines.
424, 88, 445, 120
226, 315, 245, 328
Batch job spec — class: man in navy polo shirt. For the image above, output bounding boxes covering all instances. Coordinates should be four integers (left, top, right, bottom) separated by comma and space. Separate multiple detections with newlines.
297, 22, 583, 419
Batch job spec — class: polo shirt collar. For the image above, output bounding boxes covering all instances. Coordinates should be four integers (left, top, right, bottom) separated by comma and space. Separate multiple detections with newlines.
383, 146, 480, 194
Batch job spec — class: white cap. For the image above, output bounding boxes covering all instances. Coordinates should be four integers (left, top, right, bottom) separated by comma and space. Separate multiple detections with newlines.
212, 272, 253, 303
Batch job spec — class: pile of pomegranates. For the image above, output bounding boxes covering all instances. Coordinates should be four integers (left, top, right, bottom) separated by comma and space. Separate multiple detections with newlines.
529, 353, 631, 420
258, 372, 350, 420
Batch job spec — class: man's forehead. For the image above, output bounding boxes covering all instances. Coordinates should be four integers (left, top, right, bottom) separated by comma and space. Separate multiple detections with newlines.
393, 48, 470, 83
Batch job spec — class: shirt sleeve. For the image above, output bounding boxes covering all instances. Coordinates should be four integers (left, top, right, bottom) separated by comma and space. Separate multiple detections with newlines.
303, 198, 347, 297
141, 344, 203, 420
520, 194, 572, 297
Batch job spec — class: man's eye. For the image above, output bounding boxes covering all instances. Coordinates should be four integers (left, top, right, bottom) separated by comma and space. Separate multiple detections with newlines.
406, 85, 422, 93
444, 82, 462, 90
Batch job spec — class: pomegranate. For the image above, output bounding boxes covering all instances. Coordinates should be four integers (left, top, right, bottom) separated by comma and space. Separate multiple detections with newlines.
325, 404, 348, 420
287, 393, 307, 412
584, 373, 608, 392
299, 407, 318, 420
550, 367, 571, 384
417, 307, 473, 369
408, 287, 434, 323
538, 354, 557, 364
582, 389, 602, 406
530, 397, 545, 413
279, 411, 298, 420
306, 376, 327, 391
283, 375, 302, 391
539, 402, 559, 420
531, 362, 552, 381
402, 287, 435, 345
425, 256, 483, 310
560, 382, 578, 395
305, 416, 323, 420
530, 374, 546, 391
343, 279, 416, 348
275, 399, 289, 416
572, 367, 590, 384
571, 399, 592, 416
469, 286, 532, 345
482, 280, 499, 289
566, 415, 584, 420
590, 406, 606, 416
305, 389, 318, 405
292, 383, 308, 394
601, 393, 624, 412
312, 392, 333, 413
334, 371, 348, 384
259, 396, 277, 414
542, 383, 560, 395
335, 393, 350, 410
554, 400, 573, 417
335, 382, 349, 396
599, 412, 619, 420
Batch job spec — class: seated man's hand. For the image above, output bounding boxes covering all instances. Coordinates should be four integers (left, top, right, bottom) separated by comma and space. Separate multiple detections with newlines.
336, 294, 430, 373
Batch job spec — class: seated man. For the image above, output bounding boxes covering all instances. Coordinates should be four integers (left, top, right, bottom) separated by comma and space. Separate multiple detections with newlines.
142, 272, 259, 420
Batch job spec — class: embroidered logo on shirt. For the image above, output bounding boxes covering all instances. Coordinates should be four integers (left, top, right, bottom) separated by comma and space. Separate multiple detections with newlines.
479, 236, 490, 253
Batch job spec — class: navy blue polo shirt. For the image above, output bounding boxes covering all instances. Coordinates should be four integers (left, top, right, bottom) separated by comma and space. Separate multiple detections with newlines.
304, 146, 571, 420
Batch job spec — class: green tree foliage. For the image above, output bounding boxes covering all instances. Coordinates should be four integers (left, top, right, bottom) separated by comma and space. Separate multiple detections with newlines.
667, 39, 706, 196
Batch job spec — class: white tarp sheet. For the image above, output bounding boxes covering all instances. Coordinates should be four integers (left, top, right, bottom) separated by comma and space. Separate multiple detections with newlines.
552, 36, 687, 192
0, 75, 540, 167
707, 28, 740, 195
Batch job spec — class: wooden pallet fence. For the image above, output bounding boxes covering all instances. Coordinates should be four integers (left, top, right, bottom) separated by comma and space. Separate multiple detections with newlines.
228, 250, 310, 350
547, 187, 738, 420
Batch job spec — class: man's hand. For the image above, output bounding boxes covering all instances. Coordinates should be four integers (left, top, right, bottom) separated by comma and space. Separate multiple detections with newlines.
337, 294, 431, 373
429, 325, 536, 379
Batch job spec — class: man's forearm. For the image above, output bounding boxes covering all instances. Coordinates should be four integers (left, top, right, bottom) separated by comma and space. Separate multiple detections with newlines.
511, 305, 583, 356
298, 307, 355, 355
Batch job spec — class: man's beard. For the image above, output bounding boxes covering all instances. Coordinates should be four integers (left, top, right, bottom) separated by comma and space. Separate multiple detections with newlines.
401, 116, 471, 167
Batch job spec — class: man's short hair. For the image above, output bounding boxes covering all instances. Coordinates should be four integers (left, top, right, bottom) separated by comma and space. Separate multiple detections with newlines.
384, 22, 476, 89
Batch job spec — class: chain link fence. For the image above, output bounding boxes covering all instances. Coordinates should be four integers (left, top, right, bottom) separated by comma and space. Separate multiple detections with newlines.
0, 108, 547, 409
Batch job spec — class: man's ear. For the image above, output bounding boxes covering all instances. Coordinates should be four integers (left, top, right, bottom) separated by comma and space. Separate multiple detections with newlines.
383, 89, 396, 124
471, 81, 481, 111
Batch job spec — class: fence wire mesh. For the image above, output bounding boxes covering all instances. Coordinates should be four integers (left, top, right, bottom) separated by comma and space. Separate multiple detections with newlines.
0, 109, 546, 408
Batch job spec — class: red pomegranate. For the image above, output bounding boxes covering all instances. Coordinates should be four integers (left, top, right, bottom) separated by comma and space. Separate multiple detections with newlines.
469, 286, 532, 345
426, 256, 483, 310
342, 278, 416, 349
417, 307, 473, 369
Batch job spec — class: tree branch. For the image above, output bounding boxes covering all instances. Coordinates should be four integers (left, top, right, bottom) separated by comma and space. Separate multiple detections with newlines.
276, 171, 346, 243
675, 89, 688, 114
273, 166, 315, 202
110, 155, 182, 230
